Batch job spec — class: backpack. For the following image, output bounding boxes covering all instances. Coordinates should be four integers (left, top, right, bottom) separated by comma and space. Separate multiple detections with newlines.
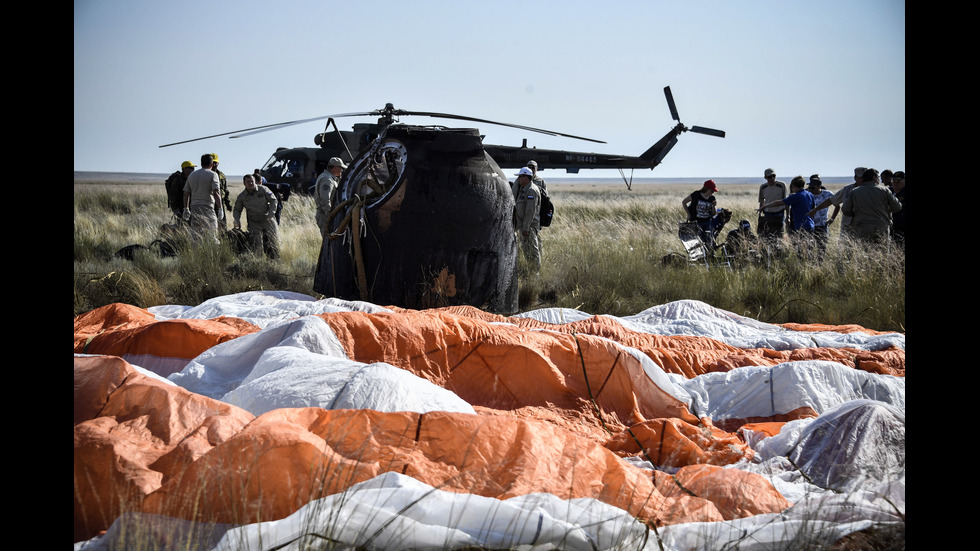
539, 190, 554, 227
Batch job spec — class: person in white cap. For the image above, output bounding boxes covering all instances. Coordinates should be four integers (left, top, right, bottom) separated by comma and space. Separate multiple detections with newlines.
315, 157, 348, 237
514, 166, 542, 274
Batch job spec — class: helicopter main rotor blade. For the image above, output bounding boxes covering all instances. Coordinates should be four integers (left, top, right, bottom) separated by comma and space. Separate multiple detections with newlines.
159, 112, 378, 147
398, 110, 606, 144
689, 125, 726, 138
664, 86, 680, 122
160, 103, 607, 146
158, 116, 328, 147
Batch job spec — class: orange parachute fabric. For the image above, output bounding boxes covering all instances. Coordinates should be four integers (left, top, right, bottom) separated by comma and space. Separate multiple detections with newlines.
603, 417, 754, 468
421, 305, 905, 378
73, 355, 255, 541
74, 303, 260, 376
318, 310, 701, 432
75, 355, 790, 542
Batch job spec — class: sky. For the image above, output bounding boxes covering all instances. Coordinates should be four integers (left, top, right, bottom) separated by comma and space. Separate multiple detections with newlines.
74, 0, 905, 180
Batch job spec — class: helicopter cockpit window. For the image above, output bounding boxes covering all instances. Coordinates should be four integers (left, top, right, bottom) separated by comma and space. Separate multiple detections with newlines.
261, 155, 305, 179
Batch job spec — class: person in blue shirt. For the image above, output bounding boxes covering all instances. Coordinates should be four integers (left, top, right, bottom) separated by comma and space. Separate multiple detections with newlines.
759, 176, 815, 258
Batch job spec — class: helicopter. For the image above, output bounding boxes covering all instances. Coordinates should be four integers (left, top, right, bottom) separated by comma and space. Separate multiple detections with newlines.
160, 86, 724, 193
160, 87, 724, 313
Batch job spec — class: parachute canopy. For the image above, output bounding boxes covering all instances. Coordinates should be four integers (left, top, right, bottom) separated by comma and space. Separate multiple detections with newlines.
74, 292, 905, 549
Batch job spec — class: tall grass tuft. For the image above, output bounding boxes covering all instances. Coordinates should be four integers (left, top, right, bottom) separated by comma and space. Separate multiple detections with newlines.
525, 182, 904, 331
74, 179, 904, 331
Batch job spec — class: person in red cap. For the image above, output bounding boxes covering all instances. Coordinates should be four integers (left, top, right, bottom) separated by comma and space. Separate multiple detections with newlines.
682, 180, 724, 249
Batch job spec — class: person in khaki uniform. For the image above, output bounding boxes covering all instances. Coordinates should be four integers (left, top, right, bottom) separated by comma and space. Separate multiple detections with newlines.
183, 153, 223, 244
210, 153, 231, 229
233, 174, 280, 258
843, 168, 902, 244
514, 167, 542, 274
315, 157, 347, 237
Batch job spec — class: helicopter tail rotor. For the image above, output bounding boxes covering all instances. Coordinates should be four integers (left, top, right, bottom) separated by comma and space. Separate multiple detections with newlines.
663, 86, 726, 138
690, 125, 726, 138
638, 87, 725, 166
664, 86, 681, 122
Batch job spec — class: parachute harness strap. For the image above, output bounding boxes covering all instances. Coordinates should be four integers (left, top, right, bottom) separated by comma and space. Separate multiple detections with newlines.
349, 197, 369, 301
327, 132, 393, 302
326, 193, 370, 301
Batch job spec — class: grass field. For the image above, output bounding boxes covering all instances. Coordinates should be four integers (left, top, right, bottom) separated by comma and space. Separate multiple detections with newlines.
73, 176, 905, 332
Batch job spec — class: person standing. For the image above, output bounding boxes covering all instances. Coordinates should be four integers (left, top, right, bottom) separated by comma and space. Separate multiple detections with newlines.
682, 179, 723, 250
758, 168, 787, 246
165, 160, 195, 218
881, 169, 894, 191
256, 168, 289, 225
843, 168, 902, 244
233, 174, 280, 258
891, 171, 905, 246
210, 153, 231, 229
810, 167, 864, 237
514, 167, 542, 275
760, 176, 815, 258
182, 154, 223, 243
527, 160, 547, 193
807, 175, 834, 260
315, 157, 347, 237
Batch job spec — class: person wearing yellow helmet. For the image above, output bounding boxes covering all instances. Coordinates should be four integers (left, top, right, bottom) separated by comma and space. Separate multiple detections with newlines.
165, 160, 196, 218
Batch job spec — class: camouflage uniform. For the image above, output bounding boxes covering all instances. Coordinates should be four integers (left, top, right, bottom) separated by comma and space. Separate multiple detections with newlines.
215, 168, 230, 229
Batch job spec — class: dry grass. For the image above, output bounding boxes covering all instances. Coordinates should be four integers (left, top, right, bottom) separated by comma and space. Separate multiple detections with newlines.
73, 177, 904, 331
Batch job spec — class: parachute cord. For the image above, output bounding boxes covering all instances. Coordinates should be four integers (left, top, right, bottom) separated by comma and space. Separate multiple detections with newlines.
668, 473, 697, 497
574, 333, 657, 466
573, 334, 610, 434
625, 425, 656, 467
785, 454, 817, 487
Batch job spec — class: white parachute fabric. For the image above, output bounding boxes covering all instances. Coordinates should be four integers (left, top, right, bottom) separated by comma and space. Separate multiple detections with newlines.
75, 292, 905, 550
80, 470, 903, 551
149, 291, 392, 328
212, 472, 653, 551
670, 360, 906, 420
750, 400, 906, 493
220, 347, 475, 416
167, 315, 474, 416
168, 315, 347, 398
521, 299, 904, 352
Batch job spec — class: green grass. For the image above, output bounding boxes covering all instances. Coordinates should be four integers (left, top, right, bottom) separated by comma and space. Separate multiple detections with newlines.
527, 183, 904, 331
73, 180, 904, 332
